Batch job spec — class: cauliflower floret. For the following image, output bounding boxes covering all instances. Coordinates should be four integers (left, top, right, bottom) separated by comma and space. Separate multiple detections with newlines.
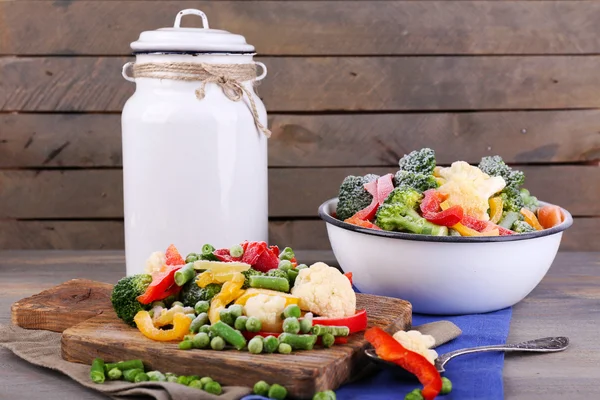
145, 251, 166, 274
243, 294, 287, 332
437, 161, 506, 220
393, 330, 438, 365
291, 262, 356, 318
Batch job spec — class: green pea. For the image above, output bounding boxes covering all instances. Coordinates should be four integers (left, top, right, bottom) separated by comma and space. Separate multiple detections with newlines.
210, 336, 226, 350
313, 390, 337, 400
268, 383, 288, 400
178, 340, 193, 350
248, 337, 264, 354
219, 309, 235, 326
296, 264, 308, 271
263, 335, 279, 353
151, 301, 166, 308
185, 313, 196, 321
171, 301, 184, 308
200, 377, 213, 386
278, 260, 293, 271
404, 389, 424, 400
278, 343, 292, 354
134, 372, 149, 382
189, 380, 203, 389
192, 332, 210, 349
177, 375, 193, 385
228, 304, 244, 319
322, 333, 335, 348
234, 316, 248, 331
246, 317, 262, 332
230, 244, 244, 258
185, 254, 199, 264
199, 325, 211, 334
283, 317, 300, 334
440, 377, 452, 395
194, 300, 210, 314
204, 381, 222, 395
253, 380, 271, 396
282, 304, 301, 319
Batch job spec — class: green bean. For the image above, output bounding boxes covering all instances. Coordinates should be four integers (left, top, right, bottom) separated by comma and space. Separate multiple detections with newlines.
287, 269, 299, 285
204, 381, 222, 395
189, 380, 203, 389
279, 247, 295, 261
200, 244, 218, 261
263, 335, 279, 353
322, 333, 335, 348
219, 309, 235, 326
230, 244, 244, 258
268, 384, 288, 400
192, 332, 210, 349
279, 333, 318, 350
123, 368, 144, 382
228, 304, 244, 319
248, 337, 264, 354
178, 340, 193, 350
245, 317, 262, 332
278, 259, 293, 272
134, 373, 149, 382
195, 300, 210, 314
90, 358, 106, 384
313, 390, 337, 400
300, 313, 313, 334
296, 264, 308, 271
234, 316, 248, 331
253, 380, 271, 396
190, 312, 209, 333
210, 336, 226, 350
312, 325, 350, 337
104, 359, 144, 372
282, 304, 301, 319
440, 377, 452, 395
185, 313, 196, 321
249, 275, 289, 292
283, 317, 300, 334
278, 343, 292, 354
108, 368, 123, 381
210, 321, 247, 350
146, 371, 166, 382
175, 262, 196, 286
185, 253, 199, 264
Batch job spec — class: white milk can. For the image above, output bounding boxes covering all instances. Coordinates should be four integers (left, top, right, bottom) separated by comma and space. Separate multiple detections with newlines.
121, 9, 269, 275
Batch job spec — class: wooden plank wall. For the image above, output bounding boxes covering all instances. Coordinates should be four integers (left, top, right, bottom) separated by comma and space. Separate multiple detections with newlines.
0, 1, 599, 251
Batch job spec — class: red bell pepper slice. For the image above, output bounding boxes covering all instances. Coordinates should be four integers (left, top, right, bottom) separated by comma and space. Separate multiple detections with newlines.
165, 244, 185, 266
346, 174, 396, 225
462, 215, 514, 236
312, 309, 368, 334
344, 272, 353, 285
376, 174, 395, 205
137, 264, 182, 304
365, 327, 442, 400
344, 214, 382, 230
419, 190, 464, 227
253, 245, 280, 272
420, 190, 447, 214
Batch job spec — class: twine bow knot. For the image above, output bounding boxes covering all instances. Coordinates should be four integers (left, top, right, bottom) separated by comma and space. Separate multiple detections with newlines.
131, 62, 271, 137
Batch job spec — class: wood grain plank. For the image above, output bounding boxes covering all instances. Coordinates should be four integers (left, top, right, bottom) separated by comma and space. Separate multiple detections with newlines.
4, 1, 600, 55
0, 217, 597, 251
0, 166, 596, 218
2, 111, 599, 168
3, 56, 600, 111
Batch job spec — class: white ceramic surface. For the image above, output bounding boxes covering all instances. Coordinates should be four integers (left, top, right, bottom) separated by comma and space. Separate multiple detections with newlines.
319, 198, 573, 315
121, 10, 268, 275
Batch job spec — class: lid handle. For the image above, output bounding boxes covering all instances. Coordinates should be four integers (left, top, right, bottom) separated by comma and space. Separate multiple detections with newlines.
174, 9, 209, 29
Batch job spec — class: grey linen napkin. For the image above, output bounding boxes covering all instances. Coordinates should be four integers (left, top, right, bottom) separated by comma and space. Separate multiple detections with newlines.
0, 321, 461, 400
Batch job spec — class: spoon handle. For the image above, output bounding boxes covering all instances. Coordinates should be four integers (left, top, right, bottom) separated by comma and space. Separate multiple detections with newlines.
436, 337, 569, 368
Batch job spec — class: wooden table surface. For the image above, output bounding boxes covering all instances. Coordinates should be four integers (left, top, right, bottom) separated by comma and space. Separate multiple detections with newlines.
1, 251, 599, 400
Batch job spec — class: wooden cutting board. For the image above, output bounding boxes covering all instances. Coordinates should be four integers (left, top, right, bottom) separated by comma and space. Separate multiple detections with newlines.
12, 279, 412, 399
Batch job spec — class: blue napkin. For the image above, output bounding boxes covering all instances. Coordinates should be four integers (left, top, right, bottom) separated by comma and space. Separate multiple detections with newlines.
241, 307, 512, 400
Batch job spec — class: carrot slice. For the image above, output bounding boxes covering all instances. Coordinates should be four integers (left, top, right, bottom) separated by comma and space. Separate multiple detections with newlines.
520, 208, 544, 231
537, 205, 564, 229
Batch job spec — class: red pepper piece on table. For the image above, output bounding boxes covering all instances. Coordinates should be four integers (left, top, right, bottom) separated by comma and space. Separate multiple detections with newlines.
165, 244, 185, 266
365, 327, 442, 400
311, 309, 368, 334
137, 264, 182, 304
344, 272, 353, 285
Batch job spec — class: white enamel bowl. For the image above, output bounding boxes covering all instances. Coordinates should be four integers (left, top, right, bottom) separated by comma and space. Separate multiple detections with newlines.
319, 199, 573, 315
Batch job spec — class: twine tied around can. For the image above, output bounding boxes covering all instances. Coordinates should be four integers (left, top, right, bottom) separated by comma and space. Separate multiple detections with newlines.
122, 62, 271, 138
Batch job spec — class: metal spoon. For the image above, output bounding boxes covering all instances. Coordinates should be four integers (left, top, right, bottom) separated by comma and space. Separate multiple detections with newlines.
365, 336, 569, 375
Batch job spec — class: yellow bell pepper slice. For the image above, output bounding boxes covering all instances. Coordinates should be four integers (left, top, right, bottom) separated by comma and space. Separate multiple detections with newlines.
134, 311, 191, 342
193, 260, 250, 274
153, 305, 186, 328
481, 228, 499, 236
489, 197, 503, 224
520, 208, 544, 231
208, 272, 245, 323
451, 222, 481, 237
234, 289, 300, 307
440, 200, 451, 211
196, 271, 240, 288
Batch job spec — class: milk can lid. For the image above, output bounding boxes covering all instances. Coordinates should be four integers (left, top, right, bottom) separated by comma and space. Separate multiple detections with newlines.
130, 9, 255, 53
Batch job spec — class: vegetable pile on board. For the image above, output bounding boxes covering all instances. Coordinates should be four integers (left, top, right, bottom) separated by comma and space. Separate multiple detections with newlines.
336, 148, 565, 236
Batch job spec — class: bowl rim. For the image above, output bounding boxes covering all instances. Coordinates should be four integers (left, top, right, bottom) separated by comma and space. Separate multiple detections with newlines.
318, 198, 573, 243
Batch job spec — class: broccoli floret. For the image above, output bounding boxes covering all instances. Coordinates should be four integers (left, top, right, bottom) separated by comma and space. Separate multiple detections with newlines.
500, 187, 525, 214
267, 269, 289, 279
478, 156, 525, 189
242, 268, 265, 289
336, 174, 379, 221
180, 282, 222, 307
520, 188, 539, 213
512, 220, 536, 233
375, 187, 448, 236
111, 274, 152, 327
398, 148, 436, 175
394, 170, 438, 193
